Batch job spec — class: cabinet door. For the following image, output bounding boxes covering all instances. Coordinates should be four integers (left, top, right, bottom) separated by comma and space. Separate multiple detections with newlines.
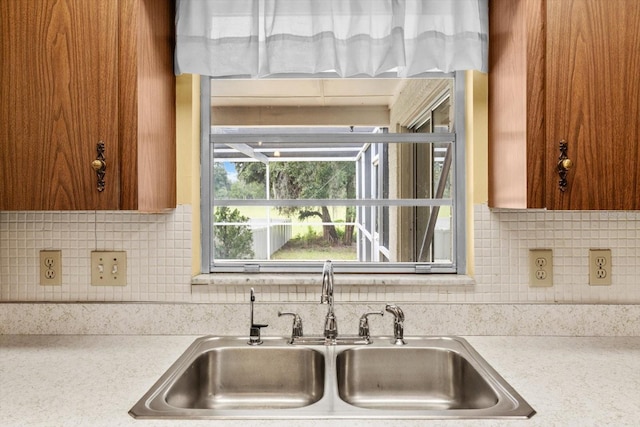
0, 0, 119, 210
545, 0, 640, 209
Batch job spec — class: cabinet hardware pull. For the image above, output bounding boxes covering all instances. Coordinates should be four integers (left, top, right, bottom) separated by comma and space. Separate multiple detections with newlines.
557, 140, 572, 192
92, 141, 106, 192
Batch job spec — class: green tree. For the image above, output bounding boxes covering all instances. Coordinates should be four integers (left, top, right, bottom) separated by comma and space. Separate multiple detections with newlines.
229, 179, 265, 199
213, 163, 231, 198
215, 161, 266, 200
213, 206, 254, 259
236, 161, 355, 244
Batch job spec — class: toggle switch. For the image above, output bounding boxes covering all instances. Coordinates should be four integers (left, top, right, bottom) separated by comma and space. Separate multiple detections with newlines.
91, 251, 127, 286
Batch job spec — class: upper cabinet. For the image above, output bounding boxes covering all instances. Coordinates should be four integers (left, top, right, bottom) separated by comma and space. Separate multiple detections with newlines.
0, 0, 176, 211
489, 0, 640, 210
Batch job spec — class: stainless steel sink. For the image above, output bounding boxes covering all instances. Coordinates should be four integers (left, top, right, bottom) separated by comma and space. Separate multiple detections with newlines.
337, 347, 499, 410
166, 346, 324, 410
130, 337, 325, 419
130, 336, 535, 420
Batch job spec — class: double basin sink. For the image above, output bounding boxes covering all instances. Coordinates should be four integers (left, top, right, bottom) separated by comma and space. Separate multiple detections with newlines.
130, 335, 535, 420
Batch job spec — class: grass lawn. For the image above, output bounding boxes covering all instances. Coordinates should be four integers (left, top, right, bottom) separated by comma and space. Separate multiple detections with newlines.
221, 204, 451, 261
271, 234, 357, 261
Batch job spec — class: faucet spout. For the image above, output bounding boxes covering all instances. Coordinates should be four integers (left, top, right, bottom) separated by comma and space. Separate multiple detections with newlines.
248, 288, 268, 345
321, 260, 338, 341
321, 260, 334, 305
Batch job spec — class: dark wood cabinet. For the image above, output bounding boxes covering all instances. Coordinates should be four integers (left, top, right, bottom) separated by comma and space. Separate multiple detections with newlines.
0, 0, 175, 211
489, 0, 640, 210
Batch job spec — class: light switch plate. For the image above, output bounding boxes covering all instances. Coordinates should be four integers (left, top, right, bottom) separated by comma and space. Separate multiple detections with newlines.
40, 250, 62, 286
589, 249, 611, 286
91, 251, 127, 286
529, 249, 553, 287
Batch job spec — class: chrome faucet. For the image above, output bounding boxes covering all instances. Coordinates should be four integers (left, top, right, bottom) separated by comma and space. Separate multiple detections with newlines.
280, 261, 382, 346
385, 304, 406, 345
321, 260, 338, 342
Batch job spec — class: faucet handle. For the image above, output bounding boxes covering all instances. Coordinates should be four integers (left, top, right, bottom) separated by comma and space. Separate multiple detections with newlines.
358, 311, 384, 342
278, 311, 303, 343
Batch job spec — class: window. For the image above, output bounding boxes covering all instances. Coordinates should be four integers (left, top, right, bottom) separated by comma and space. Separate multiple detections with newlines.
201, 73, 466, 274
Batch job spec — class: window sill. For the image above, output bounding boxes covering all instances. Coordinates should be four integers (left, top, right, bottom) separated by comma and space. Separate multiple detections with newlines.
191, 273, 475, 303
193, 273, 474, 287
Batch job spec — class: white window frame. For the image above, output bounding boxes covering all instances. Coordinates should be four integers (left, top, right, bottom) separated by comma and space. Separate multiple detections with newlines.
200, 72, 467, 275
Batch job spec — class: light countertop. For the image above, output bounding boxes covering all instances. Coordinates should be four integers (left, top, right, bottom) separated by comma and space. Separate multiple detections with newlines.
1, 335, 639, 427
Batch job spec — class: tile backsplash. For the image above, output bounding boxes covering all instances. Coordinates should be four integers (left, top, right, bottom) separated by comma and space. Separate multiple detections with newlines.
0, 206, 192, 301
474, 206, 640, 303
1, 204, 639, 303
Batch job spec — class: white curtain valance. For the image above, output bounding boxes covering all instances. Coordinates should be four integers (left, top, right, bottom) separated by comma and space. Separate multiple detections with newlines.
175, 0, 488, 78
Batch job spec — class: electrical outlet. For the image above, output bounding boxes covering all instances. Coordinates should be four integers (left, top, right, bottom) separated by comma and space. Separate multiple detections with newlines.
40, 250, 62, 286
589, 249, 611, 286
91, 251, 127, 286
529, 249, 553, 287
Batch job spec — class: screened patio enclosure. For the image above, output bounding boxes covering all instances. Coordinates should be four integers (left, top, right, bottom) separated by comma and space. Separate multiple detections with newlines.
211, 126, 455, 268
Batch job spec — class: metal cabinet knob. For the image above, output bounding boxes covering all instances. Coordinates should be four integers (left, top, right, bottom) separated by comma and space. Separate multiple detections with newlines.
557, 140, 572, 192
92, 142, 107, 192
91, 159, 106, 171
559, 158, 572, 171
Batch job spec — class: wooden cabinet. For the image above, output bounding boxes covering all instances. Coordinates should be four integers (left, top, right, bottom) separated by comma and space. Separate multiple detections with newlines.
0, 0, 175, 211
489, 0, 640, 210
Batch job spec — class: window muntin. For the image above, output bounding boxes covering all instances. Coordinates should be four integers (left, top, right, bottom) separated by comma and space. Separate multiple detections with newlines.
202, 75, 466, 274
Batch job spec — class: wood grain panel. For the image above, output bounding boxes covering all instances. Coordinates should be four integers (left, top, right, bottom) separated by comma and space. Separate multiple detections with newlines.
118, 0, 138, 209
118, 0, 176, 211
488, 0, 545, 208
136, 0, 176, 211
0, 0, 119, 210
524, 0, 546, 208
545, 0, 640, 209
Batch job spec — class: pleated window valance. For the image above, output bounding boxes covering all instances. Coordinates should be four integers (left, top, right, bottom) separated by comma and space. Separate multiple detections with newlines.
175, 0, 488, 77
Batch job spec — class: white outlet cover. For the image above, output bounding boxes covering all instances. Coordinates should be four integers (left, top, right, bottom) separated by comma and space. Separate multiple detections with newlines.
529, 249, 553, 287
40, 250, 62, 286
589, 249, 611, 286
